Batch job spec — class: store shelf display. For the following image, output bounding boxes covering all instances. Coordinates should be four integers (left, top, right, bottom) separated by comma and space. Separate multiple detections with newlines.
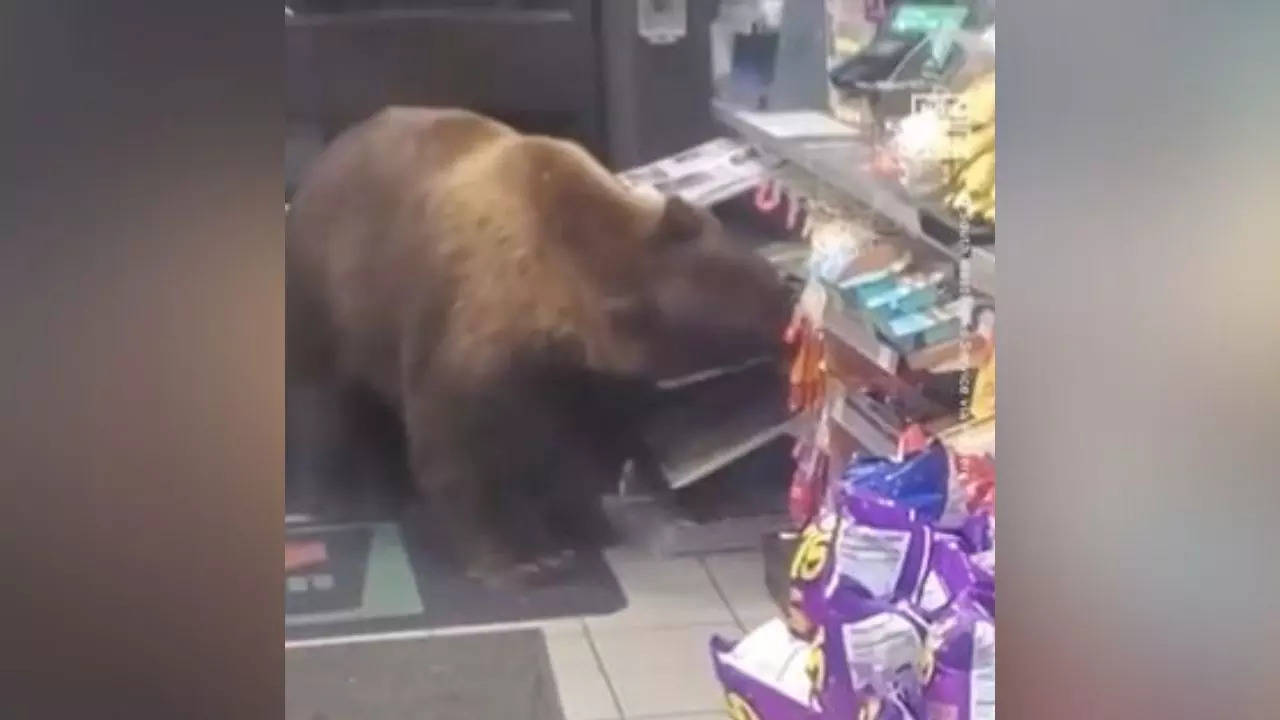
708, 5, 996, 716
711, 83, 997, 463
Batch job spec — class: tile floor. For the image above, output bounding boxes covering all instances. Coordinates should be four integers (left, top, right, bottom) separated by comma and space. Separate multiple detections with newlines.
287, 544, 780, 720
543, 547, 779, 720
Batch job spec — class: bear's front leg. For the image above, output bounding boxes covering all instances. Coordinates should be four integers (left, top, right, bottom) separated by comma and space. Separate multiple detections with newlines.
541, 443, 619, 551
542, 370, 658, 549
408, 429, 564, 587
404, 380, 573, 587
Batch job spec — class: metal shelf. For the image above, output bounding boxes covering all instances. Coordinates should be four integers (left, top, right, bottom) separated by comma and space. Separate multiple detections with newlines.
713, 101, 994, 297
829, 385, 899, 458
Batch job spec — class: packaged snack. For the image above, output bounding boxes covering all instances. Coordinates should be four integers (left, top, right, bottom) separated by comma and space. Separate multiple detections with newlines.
896, 424, 931, 457
921, 596, 995, 720
786, 509, 840, 639
844, 275, 900, 308
711, 619, 823, 720
833, 244, 914, 291
913, 535, 993, 622
807, 213, 874, 285
827, 492, 933, 604
786, 491, 932, 648
842, 441, 985, 530
861, 272, 948, 325
972, 549, 994, 577
789, 441, 830, 527
817, 599, 929, 714
875, 306, 963, 354
954, 453, 995, 517
886, 106, 953, 199
841, 442, 950, 522
773, 457, 994, 720
951, 511, 995, 555
968, 353, 995, 421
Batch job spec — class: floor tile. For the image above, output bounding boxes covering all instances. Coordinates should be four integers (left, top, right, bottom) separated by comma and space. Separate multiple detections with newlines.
543, 626, 622, 720
587, 549, 735, 630
737, 614, 779, 635
529, 617, 591, 637
589, 624, 741, 718
702, 552, 777, 629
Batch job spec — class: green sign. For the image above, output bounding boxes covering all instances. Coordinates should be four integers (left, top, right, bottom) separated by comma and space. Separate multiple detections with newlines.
891, 4, 970, 65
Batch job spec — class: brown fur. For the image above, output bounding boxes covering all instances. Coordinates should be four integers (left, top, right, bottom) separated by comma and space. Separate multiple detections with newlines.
289, 108, 665, 394
288, 107, 791, 583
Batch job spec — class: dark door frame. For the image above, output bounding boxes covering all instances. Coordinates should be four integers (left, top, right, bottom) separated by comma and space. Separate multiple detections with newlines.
286, 1, 606, 156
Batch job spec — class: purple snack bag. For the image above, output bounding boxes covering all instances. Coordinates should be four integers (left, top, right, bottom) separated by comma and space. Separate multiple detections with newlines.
913, 536, 995, 622
785, 509, 839, 641
786, 491, 932, 642
777, 476, 995, 720
710, 620, 823, 720
921, 596, 995, 720
825, 491, 932, 608
952, 511, 995, 555
809, 591, 930, 718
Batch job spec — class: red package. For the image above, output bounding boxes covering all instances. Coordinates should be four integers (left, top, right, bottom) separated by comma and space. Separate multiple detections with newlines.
788, 441, 830, 527
955, 453, 995, 514
785, 313, 826, 414
897, 423, 930, 457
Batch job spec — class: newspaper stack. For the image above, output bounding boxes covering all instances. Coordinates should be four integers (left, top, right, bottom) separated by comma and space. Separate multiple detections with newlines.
618, 137, 782, 207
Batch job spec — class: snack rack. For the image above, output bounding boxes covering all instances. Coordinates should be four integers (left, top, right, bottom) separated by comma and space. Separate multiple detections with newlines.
711, 99, 996, 487
608, 88, 996, 554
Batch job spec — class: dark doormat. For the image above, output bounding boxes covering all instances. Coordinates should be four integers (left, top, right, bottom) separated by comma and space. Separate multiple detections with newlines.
287, 629, 565, 720
285, 519, 626, 642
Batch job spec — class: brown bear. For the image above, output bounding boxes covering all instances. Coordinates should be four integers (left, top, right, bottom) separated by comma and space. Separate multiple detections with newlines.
287, 107, 793, 585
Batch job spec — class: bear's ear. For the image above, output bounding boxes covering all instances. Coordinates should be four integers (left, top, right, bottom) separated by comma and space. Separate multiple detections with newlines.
651, 196, 707, 246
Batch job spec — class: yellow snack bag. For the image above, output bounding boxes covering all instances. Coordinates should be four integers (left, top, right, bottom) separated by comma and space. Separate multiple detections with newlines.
970, 353, 995, 420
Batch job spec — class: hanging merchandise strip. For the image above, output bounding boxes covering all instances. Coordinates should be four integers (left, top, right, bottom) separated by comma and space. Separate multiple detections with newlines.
757, 130, 993, 543
942, 72, 991, 507
773, 182, 989, 469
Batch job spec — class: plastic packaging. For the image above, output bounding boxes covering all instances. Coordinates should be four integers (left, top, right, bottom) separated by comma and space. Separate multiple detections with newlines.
955, 451, 995, 516
813, 599, 928, 716
763, 446, 996, 719
711, 617, 922, 720
806, 215, 874, 285
786, 312, 826, 413
885, 106, 954, 199
789, 441, 831, 527
841, 442, 951, 521
711, 619, 823, 720
921, 595, 995, 720
840, 439, 997, 532
913, 534, 993, 622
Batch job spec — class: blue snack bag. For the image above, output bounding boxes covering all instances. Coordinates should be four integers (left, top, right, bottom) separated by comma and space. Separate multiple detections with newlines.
842, 441, 951, 522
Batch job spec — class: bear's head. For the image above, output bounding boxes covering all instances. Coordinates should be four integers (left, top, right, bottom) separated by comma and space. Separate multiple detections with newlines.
606, 195, 796, 383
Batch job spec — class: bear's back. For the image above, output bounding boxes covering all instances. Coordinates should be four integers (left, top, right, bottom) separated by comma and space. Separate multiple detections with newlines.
287, 107, 664, 399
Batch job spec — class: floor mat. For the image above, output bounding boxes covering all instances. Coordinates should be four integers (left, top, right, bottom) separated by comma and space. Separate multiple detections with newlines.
287, 630, 565, 720
285, 520, 625, 642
